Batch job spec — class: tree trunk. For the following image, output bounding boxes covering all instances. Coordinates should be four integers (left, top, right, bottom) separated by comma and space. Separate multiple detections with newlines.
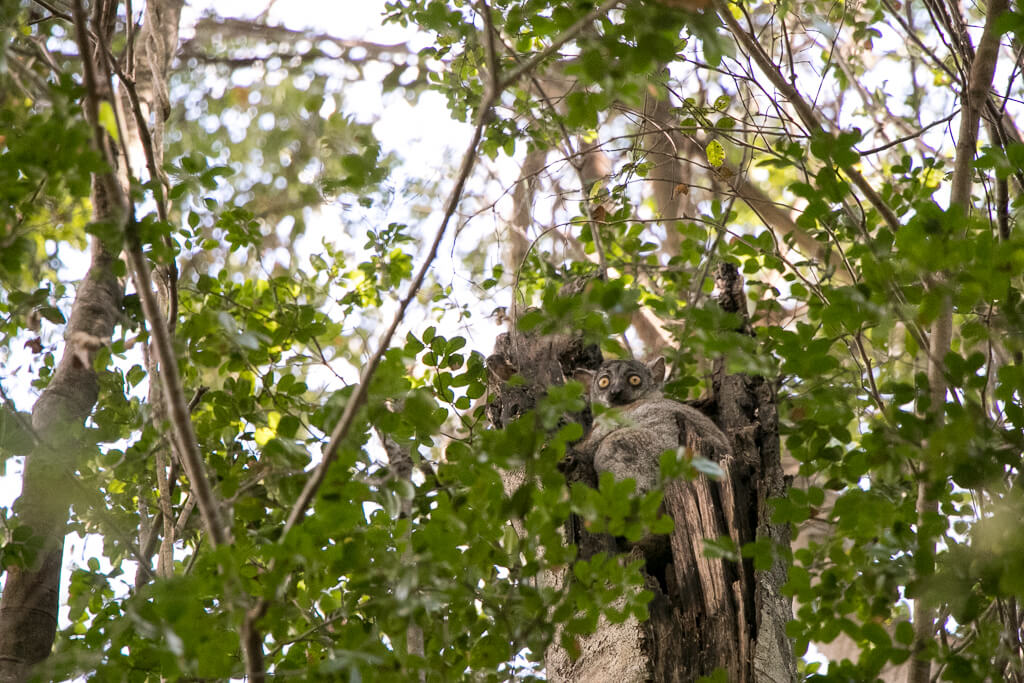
489, 266, 795, 682
0, 2, 183, 680
0, 244, 123, 683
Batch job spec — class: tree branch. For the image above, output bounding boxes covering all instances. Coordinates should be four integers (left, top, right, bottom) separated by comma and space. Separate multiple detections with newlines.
123, 239, 229, 547
283, 82, 495, 539
713, 0, 902, 233
913, 1, 1009, 681
499, 0, 625, 90
243, 3, 631, 670
0, 4, 125, 678
78, 0, 227, 551
948, 0, 1008, 210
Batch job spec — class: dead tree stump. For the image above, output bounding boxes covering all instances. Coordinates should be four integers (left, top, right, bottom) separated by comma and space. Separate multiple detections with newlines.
486, 265, 795, 682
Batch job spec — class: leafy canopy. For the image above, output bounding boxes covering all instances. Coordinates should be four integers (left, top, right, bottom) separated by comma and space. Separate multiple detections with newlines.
1, 0, 1023, 680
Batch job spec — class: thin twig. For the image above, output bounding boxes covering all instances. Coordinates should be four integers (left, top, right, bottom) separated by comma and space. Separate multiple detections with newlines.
70, 0, 123, 218
124, 0, 134, 73
137, 387, 208, 581
32, 0, 72, 22
856, 110, 959, 156
478, 0, 500, 95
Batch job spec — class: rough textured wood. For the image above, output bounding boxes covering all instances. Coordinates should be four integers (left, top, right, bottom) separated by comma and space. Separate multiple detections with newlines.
487, 327, 602, 430
0, 3, 184, 680
0, 249, 123, 683
488, 264, 794, 682
711, 263, 796, 683
635, 413, 757, 682
546, 594, 650, 683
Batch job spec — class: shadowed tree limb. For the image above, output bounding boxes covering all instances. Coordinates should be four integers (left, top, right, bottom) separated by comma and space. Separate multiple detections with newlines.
0, 2, 127, 679
713, 0, 901, 233
241, 3, 631, 673
912, 0, 1009, 681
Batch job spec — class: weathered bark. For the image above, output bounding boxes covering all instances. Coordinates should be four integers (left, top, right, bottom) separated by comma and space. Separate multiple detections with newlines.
713, 262, 795, 683
0, 244, 123, 683
489, 266, 794, 682
0, 3, 127, 671
713, 362, 795, 682
486, 322, 603, 431
635, 263, 793, 682
0, 2, 184, 680
642, 433, 754, 683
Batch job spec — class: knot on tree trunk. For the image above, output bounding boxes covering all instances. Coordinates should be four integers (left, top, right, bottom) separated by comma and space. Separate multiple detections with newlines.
485, 268, 794, 682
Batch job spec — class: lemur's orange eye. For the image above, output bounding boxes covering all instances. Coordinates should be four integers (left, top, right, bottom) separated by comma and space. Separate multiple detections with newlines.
628, 374, 642, 386
597, 376, 611, 389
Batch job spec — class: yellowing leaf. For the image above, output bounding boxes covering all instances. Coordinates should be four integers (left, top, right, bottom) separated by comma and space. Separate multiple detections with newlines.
98, 101, 120, 143
706, 139, 725, 168
254, 427, 275, 446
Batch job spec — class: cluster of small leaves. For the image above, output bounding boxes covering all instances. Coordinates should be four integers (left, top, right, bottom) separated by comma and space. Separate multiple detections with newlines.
6, 0, 1024, 680
748, 90, 1024, 683
340, 222, 416, 310
0, 75, 99, 359
168, 32, 399, 258
387, 0, 724, 164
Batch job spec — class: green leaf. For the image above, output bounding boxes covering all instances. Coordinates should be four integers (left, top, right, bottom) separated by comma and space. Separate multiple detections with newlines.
894, 621, 915, 645
38, 306, 66, 324
705, 139, 725, 168
97, 101, 120, 143
703, 535, 739, 561
691, 456, 723, 479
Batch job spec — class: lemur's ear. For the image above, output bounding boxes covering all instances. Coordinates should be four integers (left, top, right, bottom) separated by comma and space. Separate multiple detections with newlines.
647, 357, 666, 383
573, 368, 596, 391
